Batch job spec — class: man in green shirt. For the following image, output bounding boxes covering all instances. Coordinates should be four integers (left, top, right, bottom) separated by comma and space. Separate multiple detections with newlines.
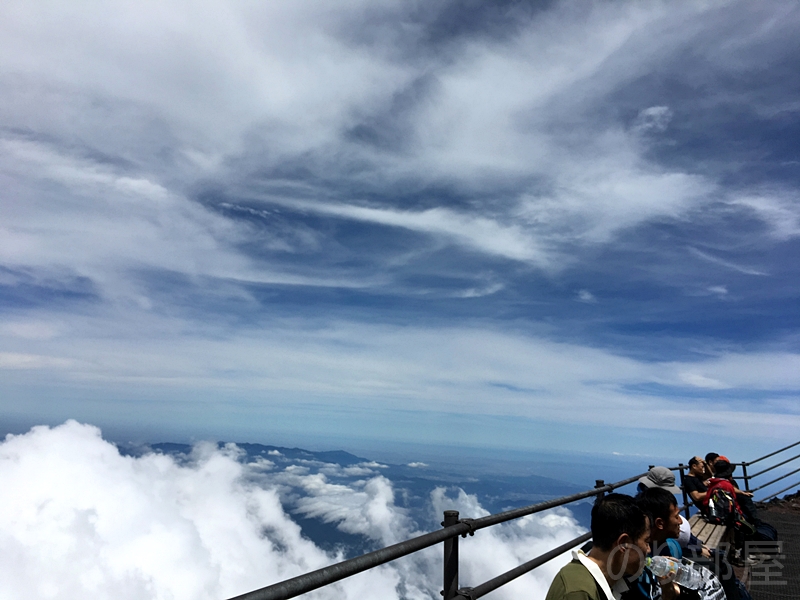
545, 494, 654, 600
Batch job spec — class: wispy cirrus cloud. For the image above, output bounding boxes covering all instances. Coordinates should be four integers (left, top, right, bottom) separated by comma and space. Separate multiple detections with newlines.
687, 247, 768, 276
2, 0, 800, 458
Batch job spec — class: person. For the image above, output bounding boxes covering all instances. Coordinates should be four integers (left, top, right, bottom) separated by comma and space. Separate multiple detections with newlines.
626, 488, 741, 600
636, 466, 710, 559
638, 466, 682, 495
704, 453, 719, 478
710, 459, 758, 525
684, 457, 709, 510
704, 456, 762, 549
545, 494, 654, 600
621, 488, 684, 600
703, 455, 760, 523
637, 488, 683, 555
710, 459, 749, 496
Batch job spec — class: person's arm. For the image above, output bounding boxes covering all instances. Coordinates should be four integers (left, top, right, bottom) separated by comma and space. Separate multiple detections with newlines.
732, 485, 753, 497
659, 581, 681, 600
687, 533, 712, 558
688, 489, 707, 503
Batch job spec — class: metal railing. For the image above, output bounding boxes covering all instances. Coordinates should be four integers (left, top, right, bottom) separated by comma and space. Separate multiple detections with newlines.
226, 442, 800, 600
672, 440, 800, 517
735, 440, 800, 501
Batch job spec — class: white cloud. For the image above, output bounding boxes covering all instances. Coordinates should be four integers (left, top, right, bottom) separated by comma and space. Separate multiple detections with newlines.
0, 0, 751, 282
667, 352, 800, 391
1, 320, 61, 340
731, 193, 800, 240
0, 352, 72, 370
292, 475, 409, 546
1, 0, 798, 457
679, 372, 731, 389
633, 106, 673, 133
0, 421, 586, 600
250, 198, 548, 265
0, 137, 374, 301
429, 488, 583, 599
5, 308, 800, 444
688, 247, 767, 276
0, 421, 397, 600
576, 290, 597, 303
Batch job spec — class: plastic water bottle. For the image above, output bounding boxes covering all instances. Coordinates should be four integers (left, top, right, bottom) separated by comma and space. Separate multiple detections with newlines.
646, 556, 703, 590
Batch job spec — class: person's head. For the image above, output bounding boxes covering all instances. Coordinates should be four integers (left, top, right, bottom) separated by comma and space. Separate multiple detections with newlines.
688, 456, 706, 476
591, 493, 650, 578
638, 466, 681, 494
713, 459, 736, 479
705, 453, 719, 474
637, 487, 682, 543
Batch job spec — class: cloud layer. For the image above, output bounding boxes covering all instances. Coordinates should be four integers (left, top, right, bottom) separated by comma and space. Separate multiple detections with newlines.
0, 422, 585, 600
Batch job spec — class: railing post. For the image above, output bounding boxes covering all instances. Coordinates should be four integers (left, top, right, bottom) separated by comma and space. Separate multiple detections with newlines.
677, 463, 690, 518
595, 480, 605, 499
442, 510, 459, 600
742, 463, 750, 491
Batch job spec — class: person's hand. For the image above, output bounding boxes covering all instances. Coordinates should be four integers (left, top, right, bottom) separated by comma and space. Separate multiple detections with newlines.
743, 491, 754, 497
701, 545, 712, 558
659, 580, 681, 600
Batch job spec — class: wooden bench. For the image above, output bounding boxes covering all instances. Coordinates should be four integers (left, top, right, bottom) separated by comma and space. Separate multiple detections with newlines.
688, 513, 732, 551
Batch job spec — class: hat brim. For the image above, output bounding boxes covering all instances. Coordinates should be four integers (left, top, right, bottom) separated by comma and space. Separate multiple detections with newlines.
715, 466, 736, 479
638, 475, 681, 494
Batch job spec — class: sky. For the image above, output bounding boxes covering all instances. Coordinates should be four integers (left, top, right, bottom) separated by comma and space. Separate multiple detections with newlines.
2, 0, 800, 460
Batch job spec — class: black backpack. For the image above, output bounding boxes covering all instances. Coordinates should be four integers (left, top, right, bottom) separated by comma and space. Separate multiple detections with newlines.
706, 487, 735, 525
706, 484, 756, 536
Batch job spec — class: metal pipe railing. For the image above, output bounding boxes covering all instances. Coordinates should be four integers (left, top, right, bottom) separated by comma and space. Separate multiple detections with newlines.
227, 523, 469, 600
747, 452, 800, 479
454, 532, 593, 600
454, 471, 646, 533
759, 479, 800, 502
744, 439, 800, 466
226, 444, 799, 600
226, 472, 646, 600
750, 465, 800, 494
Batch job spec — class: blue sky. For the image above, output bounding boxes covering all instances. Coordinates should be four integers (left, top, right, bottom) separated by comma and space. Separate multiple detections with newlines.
2, 0, 800, 460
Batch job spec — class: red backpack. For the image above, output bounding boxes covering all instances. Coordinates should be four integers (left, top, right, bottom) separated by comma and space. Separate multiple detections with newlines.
703, 478, 754, 535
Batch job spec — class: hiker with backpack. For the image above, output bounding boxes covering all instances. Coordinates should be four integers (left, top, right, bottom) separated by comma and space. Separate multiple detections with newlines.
706, 459, 756, 520
703, 458, 779, 561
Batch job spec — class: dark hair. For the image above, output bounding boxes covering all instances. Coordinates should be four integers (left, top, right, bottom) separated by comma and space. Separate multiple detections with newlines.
713, 459, 735, 479
591, 493, 648, 551
636, 487, 678, 523
688, 456, 702, 467
705, 452, 719, 465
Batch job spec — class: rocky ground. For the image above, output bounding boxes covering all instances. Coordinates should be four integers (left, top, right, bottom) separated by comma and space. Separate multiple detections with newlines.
759, 489, 800, 513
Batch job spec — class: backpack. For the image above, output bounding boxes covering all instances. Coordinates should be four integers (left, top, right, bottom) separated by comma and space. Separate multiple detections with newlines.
705, 486, 736, 525
749, 521, 779, 554
704, 479, 755, 536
